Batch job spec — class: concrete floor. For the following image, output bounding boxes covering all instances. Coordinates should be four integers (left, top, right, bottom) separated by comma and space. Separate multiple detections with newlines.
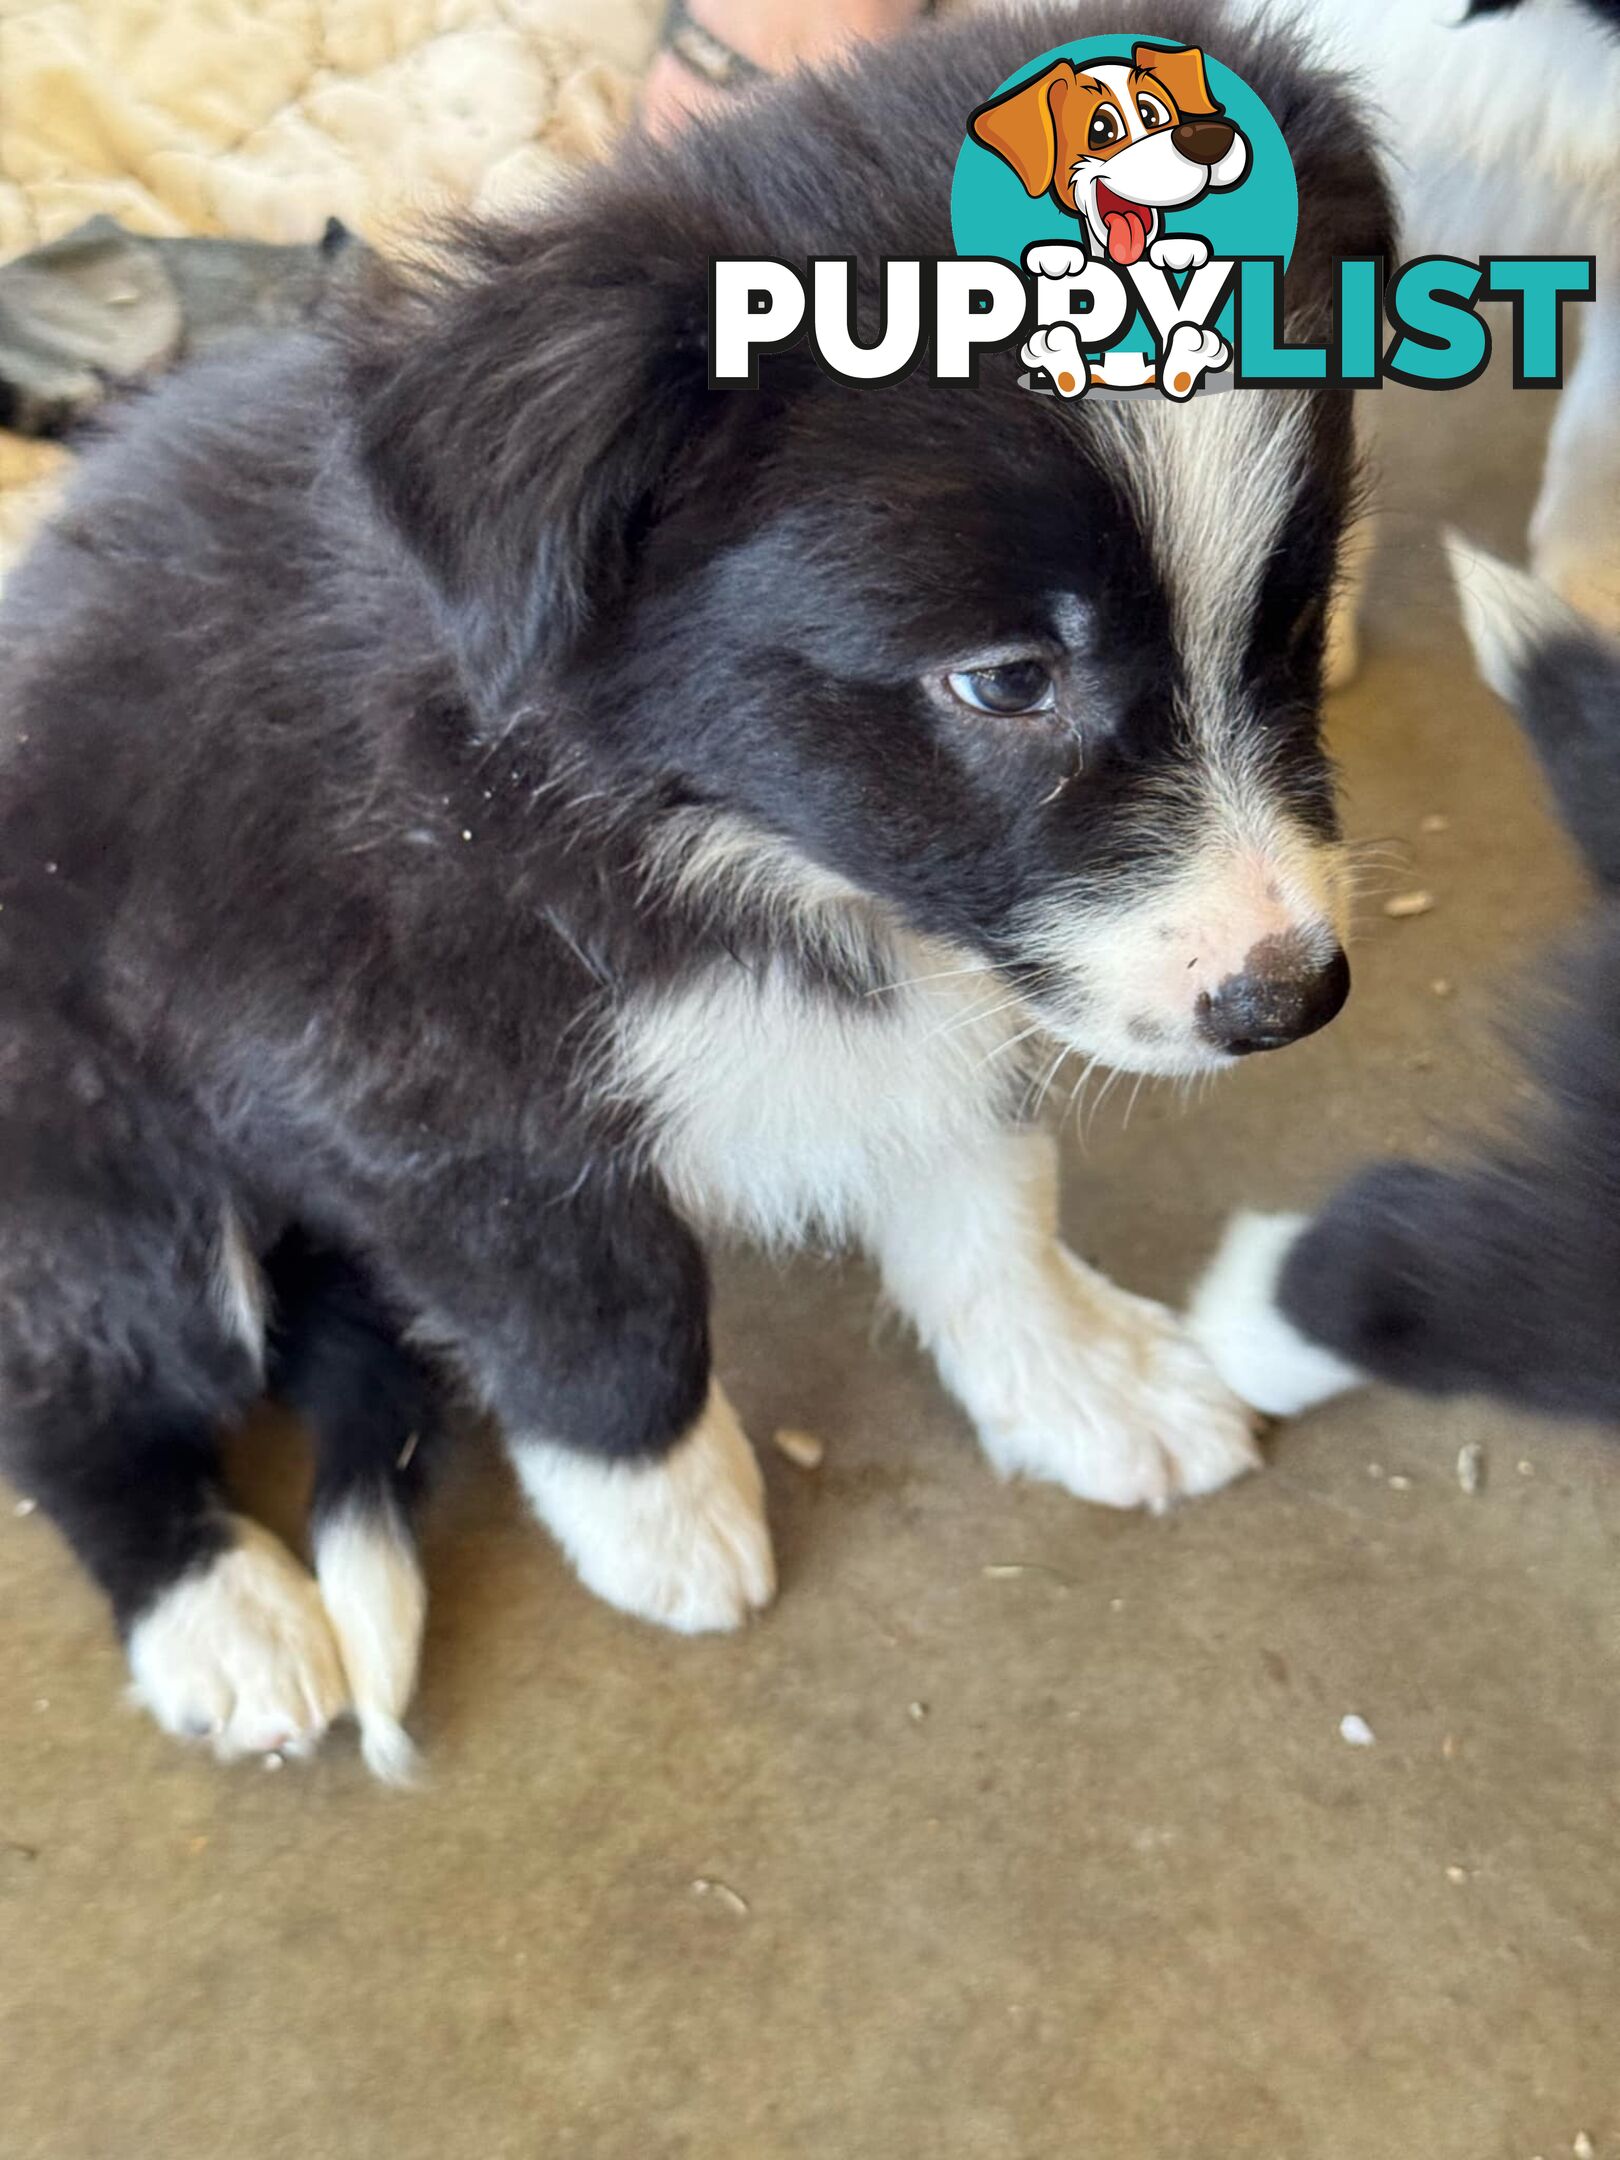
4, 368, 1618, 2160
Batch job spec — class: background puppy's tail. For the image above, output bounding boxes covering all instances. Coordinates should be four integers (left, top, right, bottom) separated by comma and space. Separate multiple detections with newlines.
1445, 531, 1620, 889
267, 1234, 451, 1784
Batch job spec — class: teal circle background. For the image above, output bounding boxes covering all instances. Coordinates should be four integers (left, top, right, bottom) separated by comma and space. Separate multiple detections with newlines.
949, 36, 1298, 356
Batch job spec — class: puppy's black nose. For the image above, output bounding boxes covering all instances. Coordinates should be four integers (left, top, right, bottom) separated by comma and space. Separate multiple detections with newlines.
1172, 119, 1237, 164
1197, 944, 1350, 1057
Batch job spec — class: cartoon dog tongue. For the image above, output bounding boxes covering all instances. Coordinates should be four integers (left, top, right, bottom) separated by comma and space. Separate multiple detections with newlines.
1098, 187, 1152, 266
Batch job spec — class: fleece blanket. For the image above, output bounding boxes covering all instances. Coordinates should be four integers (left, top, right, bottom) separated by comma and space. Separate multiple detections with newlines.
0, 0, 660, 568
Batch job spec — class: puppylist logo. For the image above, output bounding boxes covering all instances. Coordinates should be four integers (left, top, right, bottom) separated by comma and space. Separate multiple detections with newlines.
709, 34, 1595, 399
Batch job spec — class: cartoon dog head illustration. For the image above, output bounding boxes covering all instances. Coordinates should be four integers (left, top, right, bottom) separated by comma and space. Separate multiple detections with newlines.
969, 43, 1251, 266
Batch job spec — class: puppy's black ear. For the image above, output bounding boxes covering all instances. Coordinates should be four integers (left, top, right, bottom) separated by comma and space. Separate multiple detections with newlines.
345, 211, 720, 706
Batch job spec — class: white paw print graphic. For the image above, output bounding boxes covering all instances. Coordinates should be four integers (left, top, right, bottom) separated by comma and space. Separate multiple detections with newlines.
1147, 234, 1212, 274
1160, 322, 1230, 400
1021, 323, 1090, 398
1022, 240, 1090, 281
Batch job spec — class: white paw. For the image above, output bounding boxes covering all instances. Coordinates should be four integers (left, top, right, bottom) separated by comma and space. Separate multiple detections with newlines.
1023, 240, 1090, 281
1188, 1212, 1363, 1418
128, 1518, 350, 1762
1021, 323, 1089, 398
973, 1257, 1261, 1510
514, 1383, 776, 1634
1148, 234, 1210, 273
1160, 321, 1229, 400
314, 1504, 426, 1786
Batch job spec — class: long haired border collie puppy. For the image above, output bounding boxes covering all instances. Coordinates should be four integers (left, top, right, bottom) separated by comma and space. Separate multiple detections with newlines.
0, 5, 1389, 1776
1194, 540, 1620, 1428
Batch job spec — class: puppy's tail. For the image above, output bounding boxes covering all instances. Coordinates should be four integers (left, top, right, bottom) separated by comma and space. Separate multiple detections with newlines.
1445, 531, 1620, 890
266, 1233, 452, 1784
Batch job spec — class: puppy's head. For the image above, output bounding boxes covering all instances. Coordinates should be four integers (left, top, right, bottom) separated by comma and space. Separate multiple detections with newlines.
347, 13, 1386, 1080
970, 44, 1250, 264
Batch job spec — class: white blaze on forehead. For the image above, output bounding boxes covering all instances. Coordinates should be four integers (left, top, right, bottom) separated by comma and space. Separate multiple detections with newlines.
1087, 389, 1315, 738
1007, 390, 1345, 1075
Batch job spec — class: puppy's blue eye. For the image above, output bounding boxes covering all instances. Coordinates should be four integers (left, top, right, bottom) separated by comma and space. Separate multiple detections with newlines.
946, 661, 1056, 716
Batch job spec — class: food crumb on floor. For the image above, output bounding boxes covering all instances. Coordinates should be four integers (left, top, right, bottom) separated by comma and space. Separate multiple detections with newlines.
691, 1877, 750, 1917
1445, 1864, 1469, 1884
1420, 814, 1449, 834
1339, 1713, 1376, 1747
771, 1427, 824, 1470
1458, 1443, 1486, 1495
982, 1561, 1074, 1590
1573, 2135, 1595, 2159
907, 1701, 928, 1723
1384, 890, 1436, 919
13, 1496, 35, 1516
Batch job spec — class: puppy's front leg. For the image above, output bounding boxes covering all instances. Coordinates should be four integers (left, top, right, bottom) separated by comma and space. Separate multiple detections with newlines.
378, 1164, 773, 1633
868, 1128, 1259, 1508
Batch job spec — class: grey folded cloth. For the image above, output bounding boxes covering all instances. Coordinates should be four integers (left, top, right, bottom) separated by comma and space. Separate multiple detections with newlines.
0, 213, 362, 437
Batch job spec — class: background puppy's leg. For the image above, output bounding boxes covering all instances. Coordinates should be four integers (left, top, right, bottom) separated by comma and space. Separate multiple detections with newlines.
1530, 280, 1620, 632
1196, 1119, 1620, 1426
1196, 540, 1620, 1424
371, 1161, 773, 1634
266, 1233, 450, 1783
1194, 899, 1620, 1426
866, 1126, 1259, 1509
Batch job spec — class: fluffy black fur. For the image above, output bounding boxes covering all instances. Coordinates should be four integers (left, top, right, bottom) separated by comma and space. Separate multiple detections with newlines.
0, 5, 1389, 1690
1278, 606, 1620, 1418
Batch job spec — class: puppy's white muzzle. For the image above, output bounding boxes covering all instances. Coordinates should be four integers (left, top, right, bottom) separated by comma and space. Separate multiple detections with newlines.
1021, 829, 1350, 1078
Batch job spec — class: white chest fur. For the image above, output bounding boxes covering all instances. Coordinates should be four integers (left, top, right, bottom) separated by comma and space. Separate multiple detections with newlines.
609, 946, 1034, 1246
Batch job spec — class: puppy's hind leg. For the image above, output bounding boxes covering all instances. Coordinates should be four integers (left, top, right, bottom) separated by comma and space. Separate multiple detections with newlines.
266, 1233, 452, 1784
0, 1127, 348, 1762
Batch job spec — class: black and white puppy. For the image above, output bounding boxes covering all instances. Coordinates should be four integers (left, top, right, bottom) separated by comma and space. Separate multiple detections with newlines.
0, 4, 1389, 1775
1194, 539, 1620, 1426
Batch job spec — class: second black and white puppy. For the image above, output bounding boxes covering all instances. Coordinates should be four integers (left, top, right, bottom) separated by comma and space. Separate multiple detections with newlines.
1194, 540, 1620, 1428
0, 4, 1389, 1774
